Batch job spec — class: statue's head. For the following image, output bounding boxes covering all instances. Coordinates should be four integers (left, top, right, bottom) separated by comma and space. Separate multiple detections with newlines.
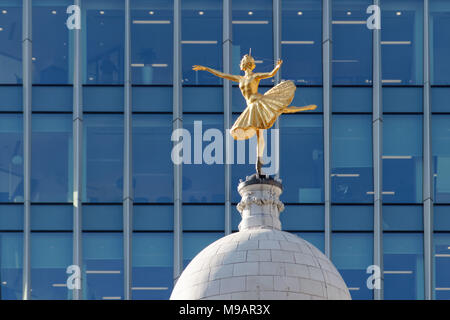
240, 54, 255, 71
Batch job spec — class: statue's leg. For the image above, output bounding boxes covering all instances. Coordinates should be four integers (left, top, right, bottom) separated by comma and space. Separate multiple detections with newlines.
256, 129, 265, 176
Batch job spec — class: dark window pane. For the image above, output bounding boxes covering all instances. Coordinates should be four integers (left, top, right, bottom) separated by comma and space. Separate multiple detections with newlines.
432, 87, 450, 113
0, 114, 23, 202
383, 233, 424, 300
433, 115, 450, 203
83, 205, 122, 231
184, 205, 224, 231
83, 115, 124, 203
183, 87, 223, 112
295, 232, 324, 253
430, 0, 450, 85
383, 205, 423, 231
381, 0, 423, 85
281, 0, 321, 85
0, 86, 22, 111
32, 86, 73, 112
332, 0, 372, 85
434, 206, 450, 231
182, 0, 222, 85
0, 0, 22, 84
183, 232, 222, 267
31, 205, 72, 231
31, 114, 72, 202
0, 232, 23, 300
132, 87, 172, 112
33, 0, 72, 84
383, 87, 423, 113
131, 0, 173, 84
281, 205, 324, 231
133, 205, 173, 231
332, 205, 373, 231
0, 204, 22, 230
333, 87, 372, 113
84, 0, 124, 84
434, 233, 450, 300
332, 115, 373, 203
383, 115, 423, 203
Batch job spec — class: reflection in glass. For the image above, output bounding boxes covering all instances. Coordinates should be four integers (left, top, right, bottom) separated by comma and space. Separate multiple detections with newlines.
232, 0, 273, 85
83, 233, 124, 300
0, 115, 23, 202
383, 115, 422, 203
33, 0, 72, 84
433, 115, 450, 203
332, 115, 373, 203
383, 233, 424, 300
132, 233, 173, 300
281, 0, 321, 84
83, 115, 123, 203
182, 0, 222, 85
31, 233, 72, 300
332, 0, 372, 85
280, 115, 324, 203
381, 0, 423, 85
84, 0, 124, 84
332, 233, 373, 300
32, 115, 72, 202
434, 233, 450, 300
431, 0, 450, 85
131, 0, 173, 84
133, 115, 173, 203
0, 0, 21, 83
0, 232, 22, 300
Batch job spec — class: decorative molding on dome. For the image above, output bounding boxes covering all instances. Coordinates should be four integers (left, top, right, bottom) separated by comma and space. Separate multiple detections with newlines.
237, 190, 285, 213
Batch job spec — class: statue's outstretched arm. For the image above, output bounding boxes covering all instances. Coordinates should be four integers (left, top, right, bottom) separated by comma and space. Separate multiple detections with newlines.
192, 65, 240, 82
255, 59, 283, 80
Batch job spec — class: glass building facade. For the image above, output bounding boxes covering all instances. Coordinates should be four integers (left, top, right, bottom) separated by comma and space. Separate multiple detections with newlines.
0, 0, 449, 300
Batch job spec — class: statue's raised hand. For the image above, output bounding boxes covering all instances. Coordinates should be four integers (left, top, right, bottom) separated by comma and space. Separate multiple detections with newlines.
192, 65, 207, 71
276, 59, 283, 67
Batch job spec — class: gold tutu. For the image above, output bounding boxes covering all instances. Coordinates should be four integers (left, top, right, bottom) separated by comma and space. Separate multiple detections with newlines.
230, 80, 296, 140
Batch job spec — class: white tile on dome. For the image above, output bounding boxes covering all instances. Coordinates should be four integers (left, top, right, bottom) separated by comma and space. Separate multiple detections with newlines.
219, 276, 247, 294
298, 278, 325, 297
308, 266, 325, 282
247, 249, 271, 262
246, 275, 274, 291
274, 276, 300, 292
222, 250, 247, 265
259, 261, 286, 276
271, 250, 295, 263
259, 239, 281, 250
285, 263, 309, 278
209, 264, 234, 281
237, 239, 259, 251
233, 262, 259, 276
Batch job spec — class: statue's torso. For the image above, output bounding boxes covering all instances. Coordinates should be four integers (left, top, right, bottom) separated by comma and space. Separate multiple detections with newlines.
239, 74, 261, 103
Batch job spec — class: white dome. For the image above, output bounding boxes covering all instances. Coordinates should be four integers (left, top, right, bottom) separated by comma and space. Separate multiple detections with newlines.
170, 228, 351, 300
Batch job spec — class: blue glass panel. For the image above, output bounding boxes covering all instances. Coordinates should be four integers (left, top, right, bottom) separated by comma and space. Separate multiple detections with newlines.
432, 87, 450, 113
32, 86, 72, 112
434, 233, 450, 300
83, 205, 122, 231
333, 87, 372, 113
332, 205, 373, 231
0, 205, 22, 230
133, 205, 173, 231
0, 0, 22, 84
383, 87, 422, 113
83, 115, 123, 203
383, 233, 424, 300
0, 114, 23, 202
0, 232, 23, 300
232, 0, 273, 85
182, 0, 222, 85
383, 205, 423, 231
281, 0, 322, 85
183, 87, 223, 112
381, 0, 423, 85
281, 205, 324, 231
332, 0, 372, 85
295, 232, 324, 253
231, 208, 240, 232
280, 115, 324, 203
83, 86, 124, 112
430, 0, 450, 85
0, 86, 22, 111
290, 87, 323, 113
332, 233, 373, 300
184, 205, 224, 231
133, 114, 173, 203
31, 205, 72, 231
132, 233, 173, 300
232, 85, 247, 113
31, 114, 72, 202
332, 115, 373, 203
84, 0, 124, 84
434, 206, 450, 231
182, 115, 224, 203
131, 0, 173, 85
383, 115, 423, 203
83, 233, 124, 300
32, 0, 72, 84
31, 233, 72, 300
183, 232, 222, 267
132, 87, 172, 112
432, 115, 450, 203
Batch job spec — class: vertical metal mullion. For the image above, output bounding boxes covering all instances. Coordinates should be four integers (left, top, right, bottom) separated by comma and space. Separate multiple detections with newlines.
123, 0, 133, 301
423, 0, 434, 300
223, 0, 232, 236
72, 0, 83, 301
22, 0, 32, 301
322, 0, 332, 259
273, 0, 281, 179
173, 0, 183, 282
373, 0, 383, 301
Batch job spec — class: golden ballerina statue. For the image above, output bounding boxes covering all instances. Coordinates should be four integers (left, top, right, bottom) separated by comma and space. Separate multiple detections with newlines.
193, 53, 317, 176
